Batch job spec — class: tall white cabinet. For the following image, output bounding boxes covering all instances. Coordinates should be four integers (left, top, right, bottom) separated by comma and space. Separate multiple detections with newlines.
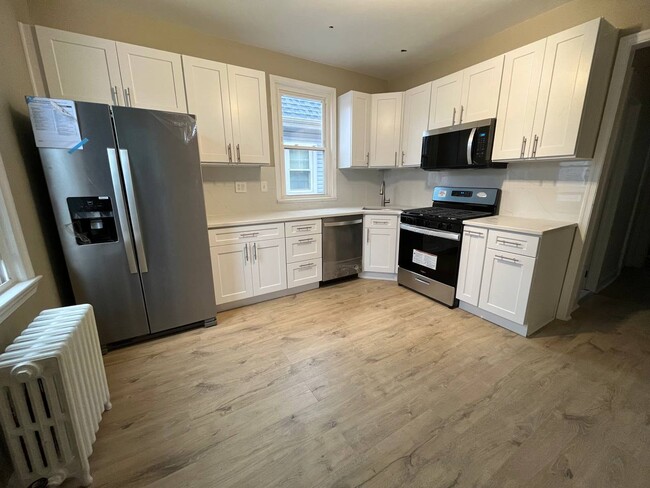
369, 92, 403, 167
183, 56, 270, 164
400, 82, 432, 167
338, 91, 371, 168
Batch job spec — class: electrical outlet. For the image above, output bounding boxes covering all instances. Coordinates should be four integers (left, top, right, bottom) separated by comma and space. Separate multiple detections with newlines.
260, 180, 268, 192
235, 182, 247, 193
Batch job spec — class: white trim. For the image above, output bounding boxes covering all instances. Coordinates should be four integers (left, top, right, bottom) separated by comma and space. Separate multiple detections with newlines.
556, 28, 650, 320
0, 151, 41, 323
269, 75, 337, 203
18, 22, 48, 97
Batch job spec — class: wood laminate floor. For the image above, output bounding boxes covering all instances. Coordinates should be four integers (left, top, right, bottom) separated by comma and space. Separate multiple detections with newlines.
75, 276, 649, 487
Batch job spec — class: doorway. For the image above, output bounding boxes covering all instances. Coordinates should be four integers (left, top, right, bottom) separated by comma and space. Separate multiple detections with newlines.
583, 46, 650, 298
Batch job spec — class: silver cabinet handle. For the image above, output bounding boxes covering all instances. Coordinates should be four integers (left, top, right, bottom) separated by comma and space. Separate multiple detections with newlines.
372, 220, 390, 225
107, 148, 137, 274
252, 242, 257, 261
367, 228, 370, 243
394, 151, 397, 165
227, 143, 233, 163
236, 144, 241, 163
532, 134, 539, 157
496, 238, 522, 247
459, 105, 464, 124
299, 262, 315, 269
118, 149, 148, 273
110, 86, 118, 105
464, 230, 485, 237
298, 238, 314, 244
520, 136, 527, 158
366, 152, 370, 166
452, 107, 456, 125
296, 226, 312, 231
244, 243, 249, 262
124, 87, 132, 107
240, 232, 259, 238
495, 254, 519, 263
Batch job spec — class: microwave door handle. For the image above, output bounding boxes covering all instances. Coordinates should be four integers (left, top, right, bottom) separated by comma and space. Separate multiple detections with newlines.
466, 127, 477, 165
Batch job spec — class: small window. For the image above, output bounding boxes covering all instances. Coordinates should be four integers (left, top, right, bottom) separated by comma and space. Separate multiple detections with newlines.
270, 76, 337, 202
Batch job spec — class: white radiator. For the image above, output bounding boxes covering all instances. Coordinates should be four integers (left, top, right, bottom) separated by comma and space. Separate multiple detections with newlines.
0, 304, 110, 487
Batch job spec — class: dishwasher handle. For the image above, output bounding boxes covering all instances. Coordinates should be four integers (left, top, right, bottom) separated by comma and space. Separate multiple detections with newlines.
323, 219, 363, 227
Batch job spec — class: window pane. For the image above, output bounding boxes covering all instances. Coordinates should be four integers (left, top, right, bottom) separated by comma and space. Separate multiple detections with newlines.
288, 150, 310, 169
281, 95, 323, 147
284, 149, 325, 195
289, 171, 311, 191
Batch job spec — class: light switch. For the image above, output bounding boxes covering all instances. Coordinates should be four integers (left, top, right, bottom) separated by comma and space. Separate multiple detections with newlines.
235, 182, 247, 193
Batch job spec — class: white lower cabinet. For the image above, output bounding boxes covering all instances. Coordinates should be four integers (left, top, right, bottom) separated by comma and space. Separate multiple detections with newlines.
478, 249, 535, 324
211, 243, 254, 304
362, 214, 398, 275
285, 219, 322, 289
457, 221, 576, 336
251, 238, 287, 295
287, 260, 322, 288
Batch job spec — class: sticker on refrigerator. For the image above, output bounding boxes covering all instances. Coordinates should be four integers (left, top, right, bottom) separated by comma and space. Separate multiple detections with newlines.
412, 250, 437, 270
27, 97, 82, 150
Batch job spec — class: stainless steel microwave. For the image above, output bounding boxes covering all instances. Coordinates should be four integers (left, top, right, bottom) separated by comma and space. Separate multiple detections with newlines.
420, 118, 505, 170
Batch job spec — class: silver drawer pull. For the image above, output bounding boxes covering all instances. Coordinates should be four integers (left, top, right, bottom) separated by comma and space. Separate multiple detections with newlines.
299, 262, 315, 269
465, 230, 484, 237
495, 254, 519, 263
298, 238, 314, 244
496, 238, 522, 247
296, 226, 313, 231
415, 277, 430, 285
372, 221, 390, 225
240, 232, 259, 238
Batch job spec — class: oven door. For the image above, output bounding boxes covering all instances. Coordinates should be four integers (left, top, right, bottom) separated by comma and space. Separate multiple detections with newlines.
398, 223, 461, 286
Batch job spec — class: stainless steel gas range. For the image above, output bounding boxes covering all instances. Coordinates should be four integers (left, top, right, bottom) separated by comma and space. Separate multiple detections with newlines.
398, 187, 501, 307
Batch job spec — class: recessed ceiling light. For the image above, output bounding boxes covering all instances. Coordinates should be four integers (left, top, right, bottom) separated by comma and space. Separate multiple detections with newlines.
329, 25, 334, 29
401, 49, 408, 53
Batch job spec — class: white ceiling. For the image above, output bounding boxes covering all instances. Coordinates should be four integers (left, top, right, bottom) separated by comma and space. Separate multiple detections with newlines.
99, 0, 573, 79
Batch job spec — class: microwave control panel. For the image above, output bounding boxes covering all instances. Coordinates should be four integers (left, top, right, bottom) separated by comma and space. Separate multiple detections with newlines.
473, 126, 490, 163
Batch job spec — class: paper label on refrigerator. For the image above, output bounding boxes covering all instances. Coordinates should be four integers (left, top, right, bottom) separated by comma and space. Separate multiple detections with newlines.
412, 250, 437, 270
27, 97, 82, 149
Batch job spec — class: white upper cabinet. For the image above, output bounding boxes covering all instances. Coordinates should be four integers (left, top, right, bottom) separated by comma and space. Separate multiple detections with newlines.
400, 82, 431, 167
460, 56, 504, 124
183, 56, 233, 163
492, 39, 546, 160
116, 42, 187, 113
369, 92, 403, 167
227, 65, 270, 165
531, 19, 600, 159
428, 72, 463, 130
36, 26, 123, 105
338, 91, 371, 168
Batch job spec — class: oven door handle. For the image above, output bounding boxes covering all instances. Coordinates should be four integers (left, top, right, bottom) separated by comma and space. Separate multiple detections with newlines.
400, 223, 460, 241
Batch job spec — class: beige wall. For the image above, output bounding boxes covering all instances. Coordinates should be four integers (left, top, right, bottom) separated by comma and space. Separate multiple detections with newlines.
389, 0, 650, 90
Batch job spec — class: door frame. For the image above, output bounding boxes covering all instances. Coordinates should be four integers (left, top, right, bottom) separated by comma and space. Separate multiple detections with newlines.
556, 29, 650, 320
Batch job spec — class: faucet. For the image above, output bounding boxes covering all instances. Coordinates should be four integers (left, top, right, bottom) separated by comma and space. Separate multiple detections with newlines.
379, 180, 391, 207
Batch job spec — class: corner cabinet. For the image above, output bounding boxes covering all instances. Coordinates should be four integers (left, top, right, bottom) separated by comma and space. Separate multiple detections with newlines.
369, 92, 403, 168
338, 91, 371, 168
493, 18, 618, 161
362, 214, 398, 277
400, 82, 432, 167
183, 56, 270, 164
457, 222, 576, 336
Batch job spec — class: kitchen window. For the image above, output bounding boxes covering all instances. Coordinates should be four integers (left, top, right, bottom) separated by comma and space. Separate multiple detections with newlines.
0, 151, 40, 323
270, 76, 337, 202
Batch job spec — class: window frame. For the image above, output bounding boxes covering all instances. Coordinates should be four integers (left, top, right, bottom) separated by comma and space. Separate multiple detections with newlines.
0, 151, 41, 324
269, 75, 337, 202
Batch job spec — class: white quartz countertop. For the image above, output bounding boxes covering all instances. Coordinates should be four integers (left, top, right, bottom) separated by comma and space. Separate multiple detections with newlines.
207, 207, 404, 229
466, 215, 577, 235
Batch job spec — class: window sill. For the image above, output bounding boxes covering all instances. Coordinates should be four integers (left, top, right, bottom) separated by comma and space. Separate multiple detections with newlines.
0, 276, 42, 324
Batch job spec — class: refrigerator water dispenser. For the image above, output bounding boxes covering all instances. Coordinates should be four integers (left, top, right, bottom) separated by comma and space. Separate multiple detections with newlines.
67, 196, 118, 245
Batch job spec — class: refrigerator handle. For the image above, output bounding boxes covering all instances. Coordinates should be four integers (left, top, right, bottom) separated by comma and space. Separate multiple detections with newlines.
118, 148, 149, 273
107, 148, 138, 274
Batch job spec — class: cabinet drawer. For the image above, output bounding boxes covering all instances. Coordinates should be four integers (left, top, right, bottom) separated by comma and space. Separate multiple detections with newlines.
285, 219, 322, 237
287, 259, 322, 288
487, 230, 539, 258
209, 223, 284, 246
286, 234, 322, 264
364, 214, 398, 228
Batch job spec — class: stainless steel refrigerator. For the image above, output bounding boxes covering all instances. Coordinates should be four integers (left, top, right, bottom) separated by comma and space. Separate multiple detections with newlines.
35, 101, 216, 346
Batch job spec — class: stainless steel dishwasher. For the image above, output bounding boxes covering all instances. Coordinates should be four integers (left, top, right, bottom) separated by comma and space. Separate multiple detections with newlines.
322, 215, 363, 281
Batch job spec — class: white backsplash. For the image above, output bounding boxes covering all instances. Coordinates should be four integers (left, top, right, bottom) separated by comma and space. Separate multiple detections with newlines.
383, 160, 591, 222
202, 166, 384, 219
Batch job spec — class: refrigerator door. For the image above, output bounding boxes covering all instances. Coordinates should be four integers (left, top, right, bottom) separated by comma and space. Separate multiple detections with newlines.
38, 102, 150, 345
111, 107, 216, 333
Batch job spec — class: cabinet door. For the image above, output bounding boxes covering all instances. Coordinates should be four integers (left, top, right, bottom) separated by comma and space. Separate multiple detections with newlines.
227, 65, 270, 165
341, 91, 372, 167
531, 21, 599, 158
251, 238, 287, 295
492, 40, 546, 160
428, 71, 463, 129
369, 92, 403, 167
460, 56, 504, 124
116, 42, 187, 112
400, 82, 432, 167
478, 249, 535, 324
211, 243, 253, 305
456, 227, 487, 306
363, 227, 397, 273
36, 26, 122, 105
182, 56, 233, 163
